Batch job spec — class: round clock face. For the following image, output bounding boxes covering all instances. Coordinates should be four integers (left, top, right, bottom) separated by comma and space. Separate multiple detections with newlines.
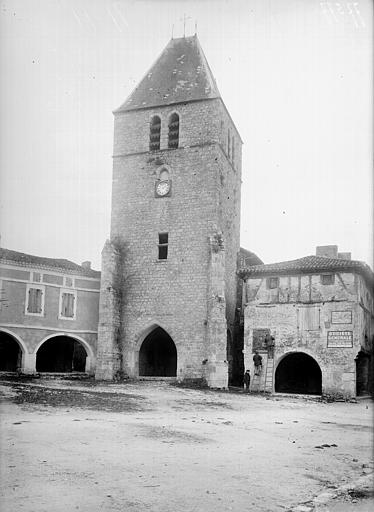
156, 180, 170, 196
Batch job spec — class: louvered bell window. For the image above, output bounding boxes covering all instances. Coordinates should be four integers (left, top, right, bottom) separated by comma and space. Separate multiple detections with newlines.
149, 116, 161, 151
168, 113, 179, 149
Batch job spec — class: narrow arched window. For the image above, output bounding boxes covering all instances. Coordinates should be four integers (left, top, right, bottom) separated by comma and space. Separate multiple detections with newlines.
159, 168, 169, 181
168, 113, 179, 149
231, 136, 235, 164
227, 130, 231, 159
149, 115, 161, 151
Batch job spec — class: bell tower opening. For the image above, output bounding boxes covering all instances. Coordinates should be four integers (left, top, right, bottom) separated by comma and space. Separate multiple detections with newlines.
139, 327, 177, 377
275, 352, 322, 395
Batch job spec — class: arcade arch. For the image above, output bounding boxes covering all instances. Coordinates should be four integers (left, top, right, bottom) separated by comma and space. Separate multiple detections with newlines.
35, 335, 90, 373
0, 330, 25, 371
275, 352, 322, 395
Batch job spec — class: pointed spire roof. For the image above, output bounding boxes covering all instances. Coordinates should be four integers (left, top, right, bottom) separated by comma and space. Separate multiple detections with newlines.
115, 35, 221, 113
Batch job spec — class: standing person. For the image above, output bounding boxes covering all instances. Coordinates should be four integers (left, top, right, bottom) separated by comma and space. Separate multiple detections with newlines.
243, 369, 251, 392
253, 350, 263, 376
265, 333, 275, 359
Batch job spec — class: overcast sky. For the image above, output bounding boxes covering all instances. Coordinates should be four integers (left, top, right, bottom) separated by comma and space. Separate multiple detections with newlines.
0, 0, 372, 270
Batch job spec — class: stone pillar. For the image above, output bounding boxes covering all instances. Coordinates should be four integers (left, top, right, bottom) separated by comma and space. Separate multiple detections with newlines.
205, 231, 228, 389
95, 240, 122, 380
23, 352, 36, 374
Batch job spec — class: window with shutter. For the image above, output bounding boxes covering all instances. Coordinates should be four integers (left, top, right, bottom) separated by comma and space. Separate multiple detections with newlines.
298, 307, 320, 331
26, 285, 44, 316
59, 289, 77, 319
61, 292, 75, 318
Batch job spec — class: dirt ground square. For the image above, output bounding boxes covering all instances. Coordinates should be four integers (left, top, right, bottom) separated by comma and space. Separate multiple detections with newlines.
0, 379, 373, 511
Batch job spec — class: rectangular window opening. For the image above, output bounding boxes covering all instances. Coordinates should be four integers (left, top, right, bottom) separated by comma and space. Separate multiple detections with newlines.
321, 274, 335, 285
267, 277, 279, 289
158, 233, 168, 260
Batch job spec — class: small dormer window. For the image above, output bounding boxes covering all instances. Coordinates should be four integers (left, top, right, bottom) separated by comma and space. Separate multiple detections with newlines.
168, 113, 179, 149
150, 115, 161, 151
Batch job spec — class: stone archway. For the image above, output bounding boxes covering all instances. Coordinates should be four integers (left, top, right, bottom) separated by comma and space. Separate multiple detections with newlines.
36, 335, 87, 372
0, 331, 23, 371
139, 327, 177, 377
275, 352, 322, 395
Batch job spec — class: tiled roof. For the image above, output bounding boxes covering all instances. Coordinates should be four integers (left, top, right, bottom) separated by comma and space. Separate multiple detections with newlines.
239, 247, 263, 266
0, 248, 100, 278
115, 35, 221, 113
238, 255, 374, 285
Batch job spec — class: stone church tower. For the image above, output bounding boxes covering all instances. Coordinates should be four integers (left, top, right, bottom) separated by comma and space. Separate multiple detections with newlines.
96, 35, 242, 387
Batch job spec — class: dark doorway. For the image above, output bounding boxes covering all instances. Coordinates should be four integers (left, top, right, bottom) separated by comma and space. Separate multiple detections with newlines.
36, 336, 87, 372
139, 327, 177, 377
275, 352, 322, 395
226, 329, 233, 384
356, 351, 370, 396
0, 332, 22, 371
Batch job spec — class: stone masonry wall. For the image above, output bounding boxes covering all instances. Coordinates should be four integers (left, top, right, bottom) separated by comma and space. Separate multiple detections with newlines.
243, 271, 369, 396
105, 97, 241, 384
95, 241, 122, 380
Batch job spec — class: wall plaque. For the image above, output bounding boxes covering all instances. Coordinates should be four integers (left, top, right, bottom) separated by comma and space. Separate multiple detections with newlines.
327, 331, 353, 348
252, 329, 269, 353
331, 310, 352, 324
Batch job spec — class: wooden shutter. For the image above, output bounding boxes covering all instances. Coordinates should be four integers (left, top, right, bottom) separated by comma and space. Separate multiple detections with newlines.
35, 289, 42, 313
62, 292, 75, 317
28, 288, 42, 313
298, 307, 320, 331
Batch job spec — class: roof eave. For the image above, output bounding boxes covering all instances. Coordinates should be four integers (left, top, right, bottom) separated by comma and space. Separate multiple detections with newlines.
237, 265, 374, 287
0, 258, 100, 278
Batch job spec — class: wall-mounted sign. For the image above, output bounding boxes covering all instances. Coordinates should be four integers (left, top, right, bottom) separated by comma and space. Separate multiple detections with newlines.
331, 310, 352, 324
327, 331, 353, 348
252, 329, 269, 353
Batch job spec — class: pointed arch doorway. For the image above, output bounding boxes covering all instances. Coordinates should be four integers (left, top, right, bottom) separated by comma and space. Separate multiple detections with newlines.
139, 327, 177, 377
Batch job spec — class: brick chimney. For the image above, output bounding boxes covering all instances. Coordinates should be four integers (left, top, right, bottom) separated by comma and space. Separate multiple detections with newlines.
81, 261, 91, 270
338, 252, 351, 260
316, 245, 338, 258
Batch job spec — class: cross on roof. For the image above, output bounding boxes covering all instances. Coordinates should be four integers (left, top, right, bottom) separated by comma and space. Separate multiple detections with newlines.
179, 14, 192, 37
